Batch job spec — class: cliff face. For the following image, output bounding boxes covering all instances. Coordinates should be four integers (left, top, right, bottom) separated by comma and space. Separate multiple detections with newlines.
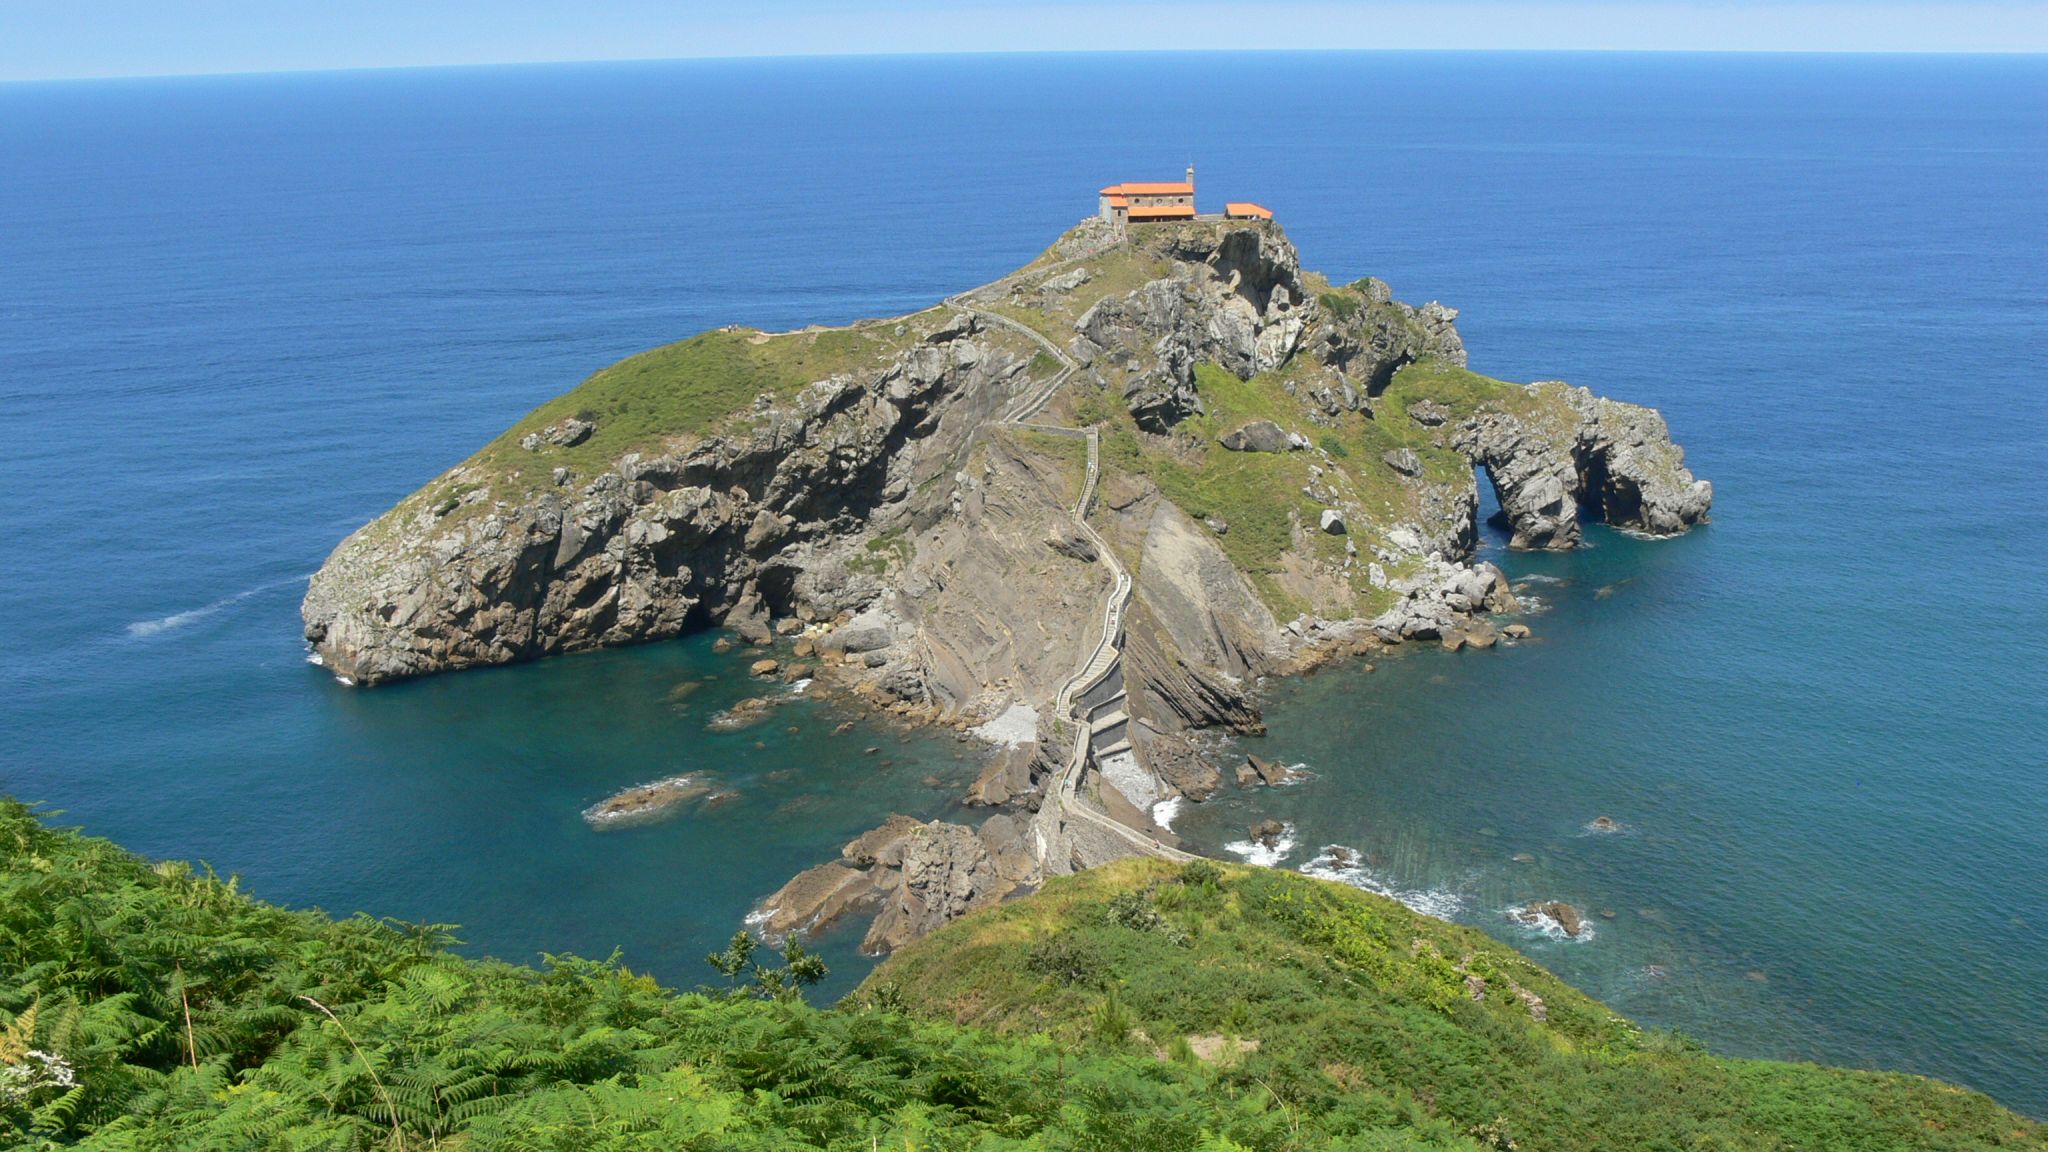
302, 312, 1038, 685
306, 215, 1708, 755
307, 216, 1711, 952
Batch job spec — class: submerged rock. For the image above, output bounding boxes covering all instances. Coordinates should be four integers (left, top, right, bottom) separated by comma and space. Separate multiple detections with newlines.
1513, 900, 1586, 938
708, 696, 778, 732
581, 774, 717, 829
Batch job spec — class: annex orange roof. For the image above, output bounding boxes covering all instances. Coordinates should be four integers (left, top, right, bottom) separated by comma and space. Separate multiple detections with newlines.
1226, 201, 1274, 219
1127, 203, 1197, 220
1101, 181, 1195, 196
1104, 194, 1130, 207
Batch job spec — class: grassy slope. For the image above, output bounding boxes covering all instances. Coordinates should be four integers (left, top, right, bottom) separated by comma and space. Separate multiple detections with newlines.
399, 312, 957, 528
375, 222, 1560, 622
991, 230, 1573, 620
867, 858, 2043, 1152
0, 801, 1257, 1150
3, 804, 2038, 1149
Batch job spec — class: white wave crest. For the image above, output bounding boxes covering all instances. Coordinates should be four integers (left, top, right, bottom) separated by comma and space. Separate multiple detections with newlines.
1298, 845, 1467, 921
1225, 823, 1296, 868
1505, 905, 1596, 942
1151, 796, 1184, 831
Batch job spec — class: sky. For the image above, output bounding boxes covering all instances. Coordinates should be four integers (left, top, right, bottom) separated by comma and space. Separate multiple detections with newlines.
4, 0, 2046, 82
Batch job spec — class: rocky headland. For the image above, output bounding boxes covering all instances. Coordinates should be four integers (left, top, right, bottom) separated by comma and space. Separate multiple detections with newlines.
305, 217, 1710, 951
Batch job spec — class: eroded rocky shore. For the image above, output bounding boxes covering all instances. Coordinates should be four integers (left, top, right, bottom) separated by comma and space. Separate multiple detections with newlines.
304, 217, 1710, 952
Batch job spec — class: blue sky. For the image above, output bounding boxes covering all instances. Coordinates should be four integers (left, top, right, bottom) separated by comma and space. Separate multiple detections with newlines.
5, 1, 2046, 81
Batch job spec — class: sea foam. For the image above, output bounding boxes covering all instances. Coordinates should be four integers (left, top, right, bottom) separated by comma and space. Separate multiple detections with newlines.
1298, 844, 1467, 921
1225, 822, 1296, 868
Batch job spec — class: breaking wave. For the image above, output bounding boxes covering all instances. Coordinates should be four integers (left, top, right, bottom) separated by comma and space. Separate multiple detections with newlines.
1505, 905, 1597, 942
1298, 844, 1468, 921
1225, 822, 1296, 868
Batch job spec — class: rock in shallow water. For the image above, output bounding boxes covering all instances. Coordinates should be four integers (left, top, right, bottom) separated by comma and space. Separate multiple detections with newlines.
581, 774, 718, 829
1513, 900, 1586, 938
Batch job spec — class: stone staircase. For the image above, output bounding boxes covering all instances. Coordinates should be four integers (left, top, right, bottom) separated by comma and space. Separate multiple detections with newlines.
947, 257, 1195, 869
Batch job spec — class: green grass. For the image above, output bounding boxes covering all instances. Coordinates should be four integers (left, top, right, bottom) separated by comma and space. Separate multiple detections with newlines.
868, 858, 2045, 1152
846, 529, 914, 577
1099, 364, 1319, 592
431, 315, 958, 519
1318, 290, 1362, 321
3, 802, 2037, 1151
1009, 426, 1092, 508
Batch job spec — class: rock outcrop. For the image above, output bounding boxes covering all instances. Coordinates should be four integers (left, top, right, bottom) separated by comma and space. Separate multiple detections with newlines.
1075, 227, 1312, 432
308, 221, 1705, 694
303, 313, 1035, 685
1372, 559, 1518, 643
751, 813, 1030, 954
1457, 383, 1712, 550
309, 216, 1712, 947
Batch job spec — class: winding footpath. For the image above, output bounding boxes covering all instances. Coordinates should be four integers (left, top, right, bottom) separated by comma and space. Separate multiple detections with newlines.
945, 262, 1197, 867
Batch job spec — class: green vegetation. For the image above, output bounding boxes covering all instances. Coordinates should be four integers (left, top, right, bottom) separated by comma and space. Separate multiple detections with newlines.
870, 858, 2044, 1152
1008, 427, 1092, 508
1, 802, 2037, 1150
846, 530, 914, 577
1083, 346, 1574, 619
421, 313, 964, 520
1095, 364, 1326, 617
1318, 291, 1362, 322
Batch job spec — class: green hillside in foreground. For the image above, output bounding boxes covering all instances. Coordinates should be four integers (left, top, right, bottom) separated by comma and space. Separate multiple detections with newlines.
1, 800, 2038, 1150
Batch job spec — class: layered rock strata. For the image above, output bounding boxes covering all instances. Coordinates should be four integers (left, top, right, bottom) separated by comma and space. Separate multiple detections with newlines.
307, 217, 1711, 951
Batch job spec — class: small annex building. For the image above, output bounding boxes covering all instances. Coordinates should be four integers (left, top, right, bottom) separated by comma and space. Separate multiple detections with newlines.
1225, 202, 1273, 221
1099, 166, 1198, 225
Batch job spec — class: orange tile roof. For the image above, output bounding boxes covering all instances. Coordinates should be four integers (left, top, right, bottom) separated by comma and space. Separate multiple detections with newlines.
1104, 194, 1129, 207
1127, 203, 1197, 220
1101, 181, 1195, 196
1226, 202, 1273, 219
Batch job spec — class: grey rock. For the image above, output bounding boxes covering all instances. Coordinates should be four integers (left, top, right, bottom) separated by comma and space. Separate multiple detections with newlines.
842, 813, 926, 868
520, 417, 594, 449
862, 821, 1012, 953
1409, 400, 1452, 427
1044, 527, 1099, 562
1455, 382, 1711, 550
304, 312, 1033, 685
1219, 419, 1293, 453
752, 862, 881, 940
1038, 267, 1091, 295
1383, 448, 1423, 477
1319, 509, 1346, 534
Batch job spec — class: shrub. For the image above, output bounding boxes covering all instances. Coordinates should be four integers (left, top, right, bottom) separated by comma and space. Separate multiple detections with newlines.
1027, 933, 1108, 987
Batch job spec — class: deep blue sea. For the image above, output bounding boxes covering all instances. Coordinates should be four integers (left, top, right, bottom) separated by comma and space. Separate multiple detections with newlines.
3, 53, 2043, 1115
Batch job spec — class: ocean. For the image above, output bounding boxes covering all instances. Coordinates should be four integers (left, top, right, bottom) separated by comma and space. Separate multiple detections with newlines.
2, 52, 2042, 1114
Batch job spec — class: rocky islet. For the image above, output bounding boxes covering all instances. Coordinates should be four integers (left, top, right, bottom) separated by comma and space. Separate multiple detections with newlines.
303, 217, 1711, 951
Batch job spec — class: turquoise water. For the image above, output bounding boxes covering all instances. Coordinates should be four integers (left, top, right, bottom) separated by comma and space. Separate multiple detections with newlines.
2, 53, 2043, 1111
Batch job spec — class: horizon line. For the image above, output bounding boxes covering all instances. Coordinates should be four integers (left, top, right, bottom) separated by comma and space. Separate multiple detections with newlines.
8, 44, 2048, 87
